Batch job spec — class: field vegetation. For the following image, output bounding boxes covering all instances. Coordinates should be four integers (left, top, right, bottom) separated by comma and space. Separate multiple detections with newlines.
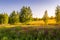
0, 5, 60, 40
0, 26, 60, 40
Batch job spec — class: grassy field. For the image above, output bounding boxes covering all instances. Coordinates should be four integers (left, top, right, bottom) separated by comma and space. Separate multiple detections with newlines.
0, 19, 56, 28
0, 26, 60, 40
26, 19, 56, 25
0, 19, 59, 40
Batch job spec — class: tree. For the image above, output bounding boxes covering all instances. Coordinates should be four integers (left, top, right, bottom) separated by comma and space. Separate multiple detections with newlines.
9, 11, 19, 24
20, 6, 32, 23
55, 5, 60, 24
15, 13, 20, 24
3, 13, 8, 24
0, 14, 4, 24
43, 10, 49, 25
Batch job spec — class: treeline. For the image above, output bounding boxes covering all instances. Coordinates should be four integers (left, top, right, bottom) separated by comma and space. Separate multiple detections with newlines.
0, 5, 60, 24
0, 6, 32, 24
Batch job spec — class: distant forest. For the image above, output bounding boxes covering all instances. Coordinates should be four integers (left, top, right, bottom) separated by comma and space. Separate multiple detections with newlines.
0, 5, 60, 24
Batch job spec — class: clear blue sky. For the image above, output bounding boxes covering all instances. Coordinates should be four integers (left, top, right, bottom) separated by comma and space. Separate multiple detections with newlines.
0, 0, 60, 18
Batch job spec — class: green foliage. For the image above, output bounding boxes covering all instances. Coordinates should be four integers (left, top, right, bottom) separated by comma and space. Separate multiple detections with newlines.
2, 36, 8, 40
55, 5, 60, 24
0, 27, 60, 40
0, 6, 59, 24
3, 13, 8, 24
43, 10, 49, 25
9, 11, 19, 24
0, 13, 8, 24
33, 18, 41, 21
20, 6, 32, 23
0, 14, 4, 24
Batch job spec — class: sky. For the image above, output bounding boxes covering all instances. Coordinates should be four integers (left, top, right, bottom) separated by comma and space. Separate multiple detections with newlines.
0, 0, 60, 18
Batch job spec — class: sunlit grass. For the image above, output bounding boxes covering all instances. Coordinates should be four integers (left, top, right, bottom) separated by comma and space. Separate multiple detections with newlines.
48, 19, 56, 24
27, 19, 56, 25
0, 19, 56, 28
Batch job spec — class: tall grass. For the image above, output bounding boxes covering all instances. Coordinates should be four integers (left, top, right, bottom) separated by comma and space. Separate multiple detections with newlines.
0, 26, 60, 40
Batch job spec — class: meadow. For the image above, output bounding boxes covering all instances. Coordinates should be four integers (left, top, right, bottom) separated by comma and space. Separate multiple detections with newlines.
0, 0, 60, 40
0, 19, 59, 40
0, 19, 56, 27
0, 26, 60, 40
27, 19, 56, 25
